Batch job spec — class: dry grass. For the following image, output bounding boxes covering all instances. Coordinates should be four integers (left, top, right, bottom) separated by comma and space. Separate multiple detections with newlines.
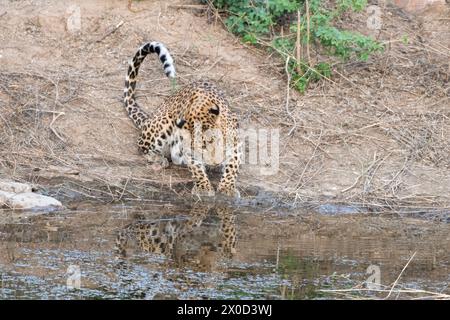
0, 71, 76, 169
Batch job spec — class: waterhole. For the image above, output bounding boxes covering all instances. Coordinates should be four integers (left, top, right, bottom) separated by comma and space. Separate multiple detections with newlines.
0, 201, 449, 299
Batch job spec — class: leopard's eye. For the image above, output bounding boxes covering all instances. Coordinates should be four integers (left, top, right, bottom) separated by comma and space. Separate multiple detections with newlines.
176, 118, 186, 128
209, 106, 220, 115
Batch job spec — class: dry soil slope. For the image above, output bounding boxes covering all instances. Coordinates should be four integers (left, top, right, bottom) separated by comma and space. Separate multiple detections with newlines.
0, 0, 449, 210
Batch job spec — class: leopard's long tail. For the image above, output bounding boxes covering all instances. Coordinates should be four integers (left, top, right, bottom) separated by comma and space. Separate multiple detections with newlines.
123, 42, 176, 129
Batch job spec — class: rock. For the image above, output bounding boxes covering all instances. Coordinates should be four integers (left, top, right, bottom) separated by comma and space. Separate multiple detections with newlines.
2, 192, 62, 210
0, 180, 62, 210
65, 5, 81, 34
0, 190, 15, 206
0, 180, 33, 193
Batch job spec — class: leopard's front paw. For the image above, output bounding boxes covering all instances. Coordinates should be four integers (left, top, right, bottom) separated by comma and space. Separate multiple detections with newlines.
192, 184, 215, 197
217, 184, 240, 198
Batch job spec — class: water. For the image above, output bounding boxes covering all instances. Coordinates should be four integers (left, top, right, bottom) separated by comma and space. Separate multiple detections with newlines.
0, 201, 449, 299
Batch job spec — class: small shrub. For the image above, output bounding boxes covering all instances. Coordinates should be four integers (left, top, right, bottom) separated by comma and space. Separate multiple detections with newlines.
208, 0, 384, 92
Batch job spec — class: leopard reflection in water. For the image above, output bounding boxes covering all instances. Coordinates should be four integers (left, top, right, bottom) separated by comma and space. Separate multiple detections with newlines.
114, 205, 237, 272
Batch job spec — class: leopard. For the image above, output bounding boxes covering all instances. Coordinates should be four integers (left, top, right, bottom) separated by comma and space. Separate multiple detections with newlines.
114, 205, 237, 272
123, 41, 242, 197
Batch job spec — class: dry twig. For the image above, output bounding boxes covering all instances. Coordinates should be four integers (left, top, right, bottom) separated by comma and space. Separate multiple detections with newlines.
96, 21, 124, 43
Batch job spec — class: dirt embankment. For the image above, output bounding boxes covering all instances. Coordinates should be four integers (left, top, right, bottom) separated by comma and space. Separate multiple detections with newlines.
0, 0, 449, 211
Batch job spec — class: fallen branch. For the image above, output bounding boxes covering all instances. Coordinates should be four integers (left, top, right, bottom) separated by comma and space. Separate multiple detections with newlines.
305, 0, 311, 65
319, 288, 450, 300
385, 251, 417, 299
169, 4, 208, 10
284, 56, 297, 136
295, 10, 302, 75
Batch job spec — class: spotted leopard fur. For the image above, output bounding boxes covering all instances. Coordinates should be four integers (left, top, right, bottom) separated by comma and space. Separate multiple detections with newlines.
123, 42, 241, 197
115, 206, 237, 271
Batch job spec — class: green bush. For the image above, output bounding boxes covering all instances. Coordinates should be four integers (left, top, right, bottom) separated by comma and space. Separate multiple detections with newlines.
208, 0, 384, 92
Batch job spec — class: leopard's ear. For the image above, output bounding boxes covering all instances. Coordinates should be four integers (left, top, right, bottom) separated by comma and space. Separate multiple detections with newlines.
176, 118, 186, 128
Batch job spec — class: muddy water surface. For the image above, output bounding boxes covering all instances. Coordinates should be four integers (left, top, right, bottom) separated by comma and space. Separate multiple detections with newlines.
0, 201, 449, 299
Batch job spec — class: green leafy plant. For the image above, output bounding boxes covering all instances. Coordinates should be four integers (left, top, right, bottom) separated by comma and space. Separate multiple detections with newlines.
402, 34, 409, 45
208, 0, 384, 92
